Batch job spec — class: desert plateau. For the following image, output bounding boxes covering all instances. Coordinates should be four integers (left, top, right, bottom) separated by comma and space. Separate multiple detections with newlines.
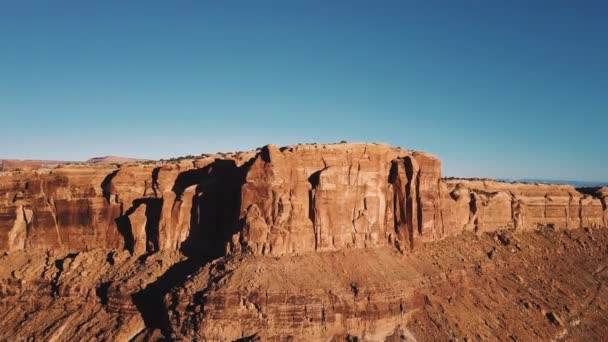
2, 2, 607, 341
0, 143, 606, 341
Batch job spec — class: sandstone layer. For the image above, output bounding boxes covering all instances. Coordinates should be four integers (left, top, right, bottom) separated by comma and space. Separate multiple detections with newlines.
0, 143, 606, 341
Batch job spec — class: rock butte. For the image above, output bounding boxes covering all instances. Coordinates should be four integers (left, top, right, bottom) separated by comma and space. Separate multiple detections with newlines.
0, 143, 606, 340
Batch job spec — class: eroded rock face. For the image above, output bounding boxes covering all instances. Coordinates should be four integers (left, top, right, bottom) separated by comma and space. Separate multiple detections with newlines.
0, 167, 120, 251
0, 155, 251, 257
1, 144, 606, 257
442, 180, 608, 234
237, 143, 412, 255
236, 144, 472, 255
0, 143, 607, 341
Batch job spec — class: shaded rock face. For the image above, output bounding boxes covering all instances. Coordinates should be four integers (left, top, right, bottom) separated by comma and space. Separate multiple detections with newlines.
1, 144, 607, 257
0, 156, 251, 257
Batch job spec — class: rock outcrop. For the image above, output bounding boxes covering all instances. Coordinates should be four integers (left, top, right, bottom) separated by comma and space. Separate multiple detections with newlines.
0, 143, 607, 340
442, 180, 607, 233
1, 143, 606, 257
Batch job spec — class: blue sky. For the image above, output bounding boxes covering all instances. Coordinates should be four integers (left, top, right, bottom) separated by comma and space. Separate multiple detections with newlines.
0, 1, 606, 181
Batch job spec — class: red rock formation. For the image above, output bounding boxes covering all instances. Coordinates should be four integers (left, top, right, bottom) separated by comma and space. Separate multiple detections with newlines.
1, 144, 606, 257
442, 180, 607, 233
0, 143, 607, 341
237, 143, 411, 255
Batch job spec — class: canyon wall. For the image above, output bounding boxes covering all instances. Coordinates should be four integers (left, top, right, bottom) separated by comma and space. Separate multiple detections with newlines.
1, 143, 607, 341
0, 143, 606, 257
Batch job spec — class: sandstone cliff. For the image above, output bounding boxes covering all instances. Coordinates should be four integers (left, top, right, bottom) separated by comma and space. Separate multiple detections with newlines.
2, 143, 605, 257
0, 143, 607, 340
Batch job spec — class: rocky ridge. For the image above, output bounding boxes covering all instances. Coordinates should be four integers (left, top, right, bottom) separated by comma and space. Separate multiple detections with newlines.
0, 143, 606, 340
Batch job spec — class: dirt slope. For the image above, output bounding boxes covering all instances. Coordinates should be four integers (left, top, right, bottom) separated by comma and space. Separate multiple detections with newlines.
0, 227, 606, 341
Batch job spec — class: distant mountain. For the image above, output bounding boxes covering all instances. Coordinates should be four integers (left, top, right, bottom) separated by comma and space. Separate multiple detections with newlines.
0, 156, 146, 171
85, 156, 144, 164
0, 159, 74, 171
499, 178, 608, 188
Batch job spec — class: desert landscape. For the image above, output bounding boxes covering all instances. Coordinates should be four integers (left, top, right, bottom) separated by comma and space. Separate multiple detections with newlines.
2, 3, 607, 341
0, 143, 606, 341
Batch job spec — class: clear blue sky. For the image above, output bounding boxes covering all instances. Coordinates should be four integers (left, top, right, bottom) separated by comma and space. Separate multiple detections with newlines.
1, 1, 606, 181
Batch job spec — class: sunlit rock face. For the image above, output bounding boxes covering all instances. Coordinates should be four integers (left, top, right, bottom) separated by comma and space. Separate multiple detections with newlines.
0, 143, 607, 341
239, 143, 406, 255
442, 180, 607, 234
1, 143, 606, 256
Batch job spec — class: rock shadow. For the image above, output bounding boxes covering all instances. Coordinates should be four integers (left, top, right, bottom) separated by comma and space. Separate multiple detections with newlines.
115, 198, 163, 254
174, 159, 246, 259
131, 257, 206, 339
130, 158, 251, 339
115, 215, 135, 253
101, 169, 120, 203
